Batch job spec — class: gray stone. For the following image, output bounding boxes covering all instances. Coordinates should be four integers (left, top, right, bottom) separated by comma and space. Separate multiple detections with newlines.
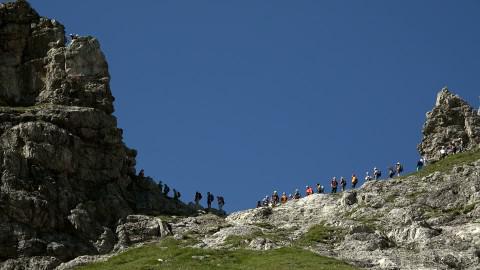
418, 87, 480, 162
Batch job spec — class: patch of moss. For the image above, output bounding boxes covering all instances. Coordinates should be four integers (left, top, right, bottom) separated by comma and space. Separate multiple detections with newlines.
253, 222, 275, 230
296, 223, 345, 246
385, 194, 397, 203
0, 104, 48, 112
225, 230, 267, 247
463, 203, 476, 214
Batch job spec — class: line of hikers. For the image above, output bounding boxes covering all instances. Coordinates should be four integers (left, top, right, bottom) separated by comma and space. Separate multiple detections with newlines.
194, 191, 225, 211
439, 138, 464, 159
137, 169, 225, 211
256, 161, 415, 208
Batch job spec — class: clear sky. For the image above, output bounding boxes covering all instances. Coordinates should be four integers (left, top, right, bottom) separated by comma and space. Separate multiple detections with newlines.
26, 0, 480, 212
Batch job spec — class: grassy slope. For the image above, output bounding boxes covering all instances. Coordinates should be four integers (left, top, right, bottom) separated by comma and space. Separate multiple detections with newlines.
77, 238, 358, 270
406, 149, 480, 178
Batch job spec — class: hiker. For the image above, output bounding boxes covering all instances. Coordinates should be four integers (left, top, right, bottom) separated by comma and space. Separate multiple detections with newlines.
351, 174, 358, 188
365, 171, 372, 181
281, 192, 288, 204
217, 196, 225, 211
256, 201, 262, 208
69, 33, 79, 40
440, 146, 447, 158
272, 191, 280, 206
416, 159, 424, 171
289, 194, 294, 200
373, 167, 381, 180
457, 138, 464, 152
331, 177, 338, 193
207, 192, 214, 209
262, 195, 270, 206
305, 186, 313, 196
340, 177, 347, 192
293, 189, 301, 199
316, 183, 324, 193
163, 184, 170, 197
158, 180, 163, 191
194, 191, 202, 207
138, 169, 145, 178
388, 167, 395, 179
395, 162, 403, 176
173, 189, 180, 201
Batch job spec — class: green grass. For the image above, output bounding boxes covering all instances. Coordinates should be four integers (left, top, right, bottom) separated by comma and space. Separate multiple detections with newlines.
296, 224, 345, 246
0, 104, 49, 112
76, 238, 359, 270
424, 203, 477, 219
407, 149, 480, 179
253, 222, 275, 230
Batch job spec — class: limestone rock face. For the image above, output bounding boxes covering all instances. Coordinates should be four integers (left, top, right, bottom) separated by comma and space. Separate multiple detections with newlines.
0, 1, 193, 268
418, 88, 480, 161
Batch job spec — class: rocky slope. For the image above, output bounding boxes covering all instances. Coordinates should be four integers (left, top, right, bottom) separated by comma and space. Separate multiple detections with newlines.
160, 154, 480, 270
0, 1, 194, 269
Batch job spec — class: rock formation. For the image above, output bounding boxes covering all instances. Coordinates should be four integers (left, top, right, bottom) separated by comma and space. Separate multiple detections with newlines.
0, 1, 193, 269
419, 87, 480, 162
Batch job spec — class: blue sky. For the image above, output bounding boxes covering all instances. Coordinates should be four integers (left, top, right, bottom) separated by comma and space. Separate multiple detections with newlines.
27, 0, 480, 212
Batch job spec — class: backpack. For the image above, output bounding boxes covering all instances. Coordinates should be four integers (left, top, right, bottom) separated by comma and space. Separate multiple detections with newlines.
376, 170, 382, 177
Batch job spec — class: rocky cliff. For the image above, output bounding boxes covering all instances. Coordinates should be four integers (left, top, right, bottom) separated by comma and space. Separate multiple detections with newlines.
419, 88, 480, 162
0, 1, 193, 269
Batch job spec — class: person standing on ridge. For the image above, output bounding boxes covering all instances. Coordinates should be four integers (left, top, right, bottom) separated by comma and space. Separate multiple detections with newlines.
281, 192, 288, 204
157, 180, 163, 192
194, 192, 202, 207
207, 192, 214, 209
365, 171, 372, 181
262, 195, 270, 206
293, 189, 301, 199
272, 191, 280, 206
138, 169, 145, 178
395, 162, 403, 177
416, 159, 424, 171
173, 189, 181, 201
217, 196, 225, 211
373, 167, 381, 180
340, 177, 347, 192
331, 177, 338, 193
305, 186, 313, 196
388, 167, 395, 179
316, 183, 324, 193
351, 174, 358, 188
163, 184, 170, 197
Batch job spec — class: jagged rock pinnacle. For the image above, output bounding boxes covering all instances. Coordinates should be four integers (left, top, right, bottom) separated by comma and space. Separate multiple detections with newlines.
419, 87, 480, 161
